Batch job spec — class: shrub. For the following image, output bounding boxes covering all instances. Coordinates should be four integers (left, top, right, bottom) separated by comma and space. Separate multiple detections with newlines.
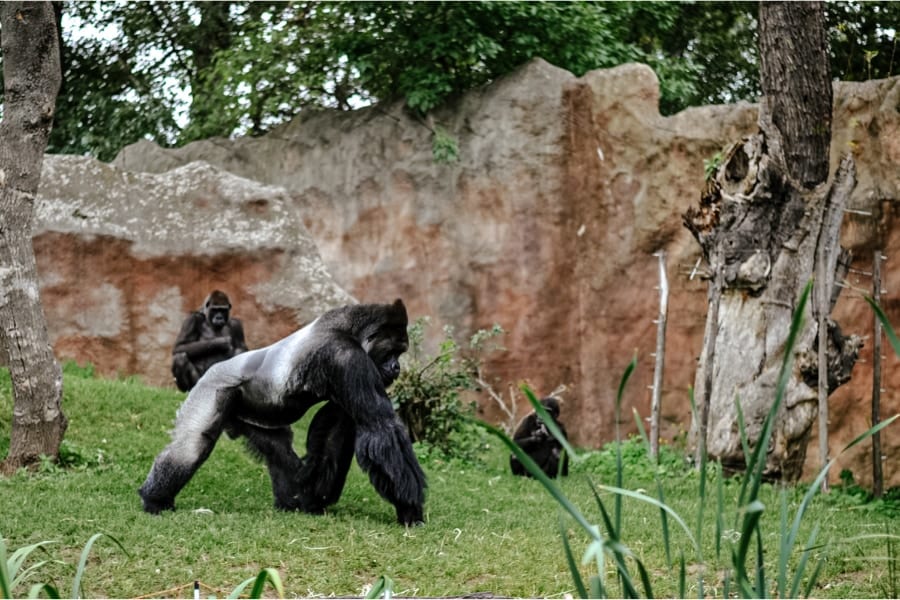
391, 317, 502, 463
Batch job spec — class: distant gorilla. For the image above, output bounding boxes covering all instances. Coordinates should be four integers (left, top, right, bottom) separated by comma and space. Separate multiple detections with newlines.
140, 299, 427, 526
171, 290, 248, 392
510, 397, 569, 478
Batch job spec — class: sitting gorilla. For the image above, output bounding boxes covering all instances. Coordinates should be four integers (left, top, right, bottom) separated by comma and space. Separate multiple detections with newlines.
510, 396, 569, 478
171, 290, 248, 392
140, 299, 427, 526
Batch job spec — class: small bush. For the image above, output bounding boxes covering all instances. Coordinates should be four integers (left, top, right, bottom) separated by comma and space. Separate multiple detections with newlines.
391, 317, 502, 463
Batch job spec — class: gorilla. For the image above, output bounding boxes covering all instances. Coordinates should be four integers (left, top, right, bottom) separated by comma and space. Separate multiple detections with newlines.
140, 299, 427, 526
510, 397, 569, 478
171, 290, 248, 392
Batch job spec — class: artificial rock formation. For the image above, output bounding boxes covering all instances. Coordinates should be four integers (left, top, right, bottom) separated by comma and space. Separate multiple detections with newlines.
41, 59, 900, 486
34, 156, 353, 387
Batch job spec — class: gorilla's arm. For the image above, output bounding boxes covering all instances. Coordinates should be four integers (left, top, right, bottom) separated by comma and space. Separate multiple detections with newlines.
172, 313, 231, 358
329, 341, 426, 525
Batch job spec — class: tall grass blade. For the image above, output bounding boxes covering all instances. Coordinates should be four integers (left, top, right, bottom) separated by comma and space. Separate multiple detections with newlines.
714, 460, 725, 561
593, 484, 699, 556
364, 575, 393, 600
678, 552, 686, 599
250, 568, 284, 599
27, 583, 60, 599
634, 558, 655, 599
589, 574, 604, 599
656, 479, 673, 567
788, 523, 821, 599
1, 536, 10, 600
522, 386, 578, 461
802, 556, 825, 599
6, 540, 56, 592
777, 489, 789, 597
865, 296, 900, 357
587, 481, 636, 598
734, 499, 764, 578
688, 385, 707, 597
614, 355, 637, 537
755, 527, 766, 598
558, 514, 589, 599
70, 533, 128, 600
476, 420, 596, 535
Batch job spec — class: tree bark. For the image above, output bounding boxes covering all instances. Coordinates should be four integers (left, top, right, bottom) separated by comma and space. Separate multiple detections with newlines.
683, 1, 861, 481
0, 1, 67, 473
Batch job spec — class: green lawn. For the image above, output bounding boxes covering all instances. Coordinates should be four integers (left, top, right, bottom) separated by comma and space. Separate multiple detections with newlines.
0, 365, 897, 598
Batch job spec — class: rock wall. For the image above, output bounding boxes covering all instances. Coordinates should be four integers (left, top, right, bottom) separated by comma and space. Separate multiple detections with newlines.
35, 157, 353, 387
49, 59, 900, 486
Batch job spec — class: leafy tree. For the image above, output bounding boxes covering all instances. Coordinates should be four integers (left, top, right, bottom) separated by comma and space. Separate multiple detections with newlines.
1, 1, 895, 161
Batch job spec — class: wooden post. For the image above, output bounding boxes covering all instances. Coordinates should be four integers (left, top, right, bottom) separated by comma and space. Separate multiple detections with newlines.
695, 246, 723, 468
872, 250, 884, 498
816, 251, 830, 493
650, 251, 668, 460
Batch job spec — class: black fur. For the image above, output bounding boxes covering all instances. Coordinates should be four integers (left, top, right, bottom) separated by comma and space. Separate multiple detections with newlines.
171, 290, 248, 392
140, 299, 426, 525
510, 397, 570, 478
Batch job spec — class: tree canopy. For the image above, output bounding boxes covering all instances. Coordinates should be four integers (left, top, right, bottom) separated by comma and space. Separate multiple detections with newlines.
1, 1, 896, 161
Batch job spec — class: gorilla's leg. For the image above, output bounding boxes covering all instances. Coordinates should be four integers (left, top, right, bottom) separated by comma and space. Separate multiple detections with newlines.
138, 383, 238, 513
297, 401, 357, 513
354, 417, 427, 526
229, 421, 305, 511
171, 352, 201, 392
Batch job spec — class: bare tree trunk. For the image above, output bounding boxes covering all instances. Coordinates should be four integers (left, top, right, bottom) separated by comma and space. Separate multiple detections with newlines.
683, 2, 861, 481
0, 1, 67, 473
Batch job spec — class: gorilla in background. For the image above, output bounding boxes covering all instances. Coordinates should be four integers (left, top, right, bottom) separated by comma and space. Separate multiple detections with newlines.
140, 299, 427, 526
510, 396, 569, 478
171, 290, 248, 392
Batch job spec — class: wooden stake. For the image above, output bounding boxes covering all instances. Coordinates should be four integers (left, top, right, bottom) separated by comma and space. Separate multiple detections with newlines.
650, 251, 669, 460
872, 249, 884, 498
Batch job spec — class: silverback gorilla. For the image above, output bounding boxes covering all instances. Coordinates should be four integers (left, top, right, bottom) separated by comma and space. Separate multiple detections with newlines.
140, 299, 427, 526
510, 397, 569, 478
171, 290, 248, 392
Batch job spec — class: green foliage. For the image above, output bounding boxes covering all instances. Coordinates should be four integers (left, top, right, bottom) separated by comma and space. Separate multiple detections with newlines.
2, 1, 893, 159
0, 533, 127, 599
577, 436, 690, 482
704, 151, 724, 181
431, 126, 459, 164
60, 362, 95, 380
390, 318, 501, 463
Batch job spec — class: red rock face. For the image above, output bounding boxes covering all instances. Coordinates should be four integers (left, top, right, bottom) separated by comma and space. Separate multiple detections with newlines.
35, 233, 301, 386
52, 60, 898, 487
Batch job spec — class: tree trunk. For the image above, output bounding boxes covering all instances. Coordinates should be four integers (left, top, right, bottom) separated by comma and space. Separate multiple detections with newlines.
0, 1, 67, 473
683, 1, 861, 481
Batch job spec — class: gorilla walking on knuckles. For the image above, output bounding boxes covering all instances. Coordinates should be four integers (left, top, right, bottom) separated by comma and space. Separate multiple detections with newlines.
140, 299, 427, 526
171, 290, 248, 392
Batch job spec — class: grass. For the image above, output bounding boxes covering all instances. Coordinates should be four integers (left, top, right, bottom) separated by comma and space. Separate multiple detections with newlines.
0, 362, 898, 598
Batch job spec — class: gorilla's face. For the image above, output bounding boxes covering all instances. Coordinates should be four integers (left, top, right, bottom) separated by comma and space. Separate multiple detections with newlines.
207, 306, 229, 329
366, 329, 408, 386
